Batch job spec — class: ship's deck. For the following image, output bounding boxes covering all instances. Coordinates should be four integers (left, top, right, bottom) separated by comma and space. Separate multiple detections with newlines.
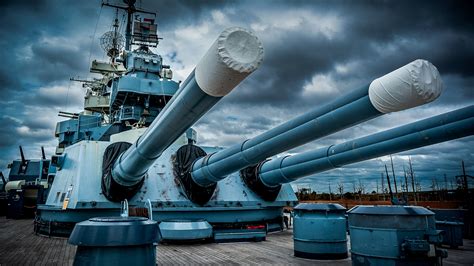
1, 217, 473, 265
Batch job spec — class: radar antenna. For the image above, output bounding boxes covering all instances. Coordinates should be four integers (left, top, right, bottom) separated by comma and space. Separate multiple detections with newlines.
100, 9, 125, 63
102, 0, 157, 50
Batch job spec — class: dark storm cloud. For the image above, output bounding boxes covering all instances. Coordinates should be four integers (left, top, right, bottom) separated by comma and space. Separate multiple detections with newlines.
0, 70, 18, 89
0, 117, 21, 147
340, 1, 474, 77
145, 0, 234, 27
232, 31, 363, 105
218, 0, 474, 109
439, 75, 474, 104
0, 0, 101, 98
28, 42, 88, 82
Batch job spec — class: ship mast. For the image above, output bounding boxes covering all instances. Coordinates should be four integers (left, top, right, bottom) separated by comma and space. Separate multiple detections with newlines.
102, 0, 157, 51
111, 9, 120, 63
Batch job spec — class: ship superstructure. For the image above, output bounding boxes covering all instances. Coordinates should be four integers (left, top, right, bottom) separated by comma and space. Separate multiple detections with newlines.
55, 1, 178, 155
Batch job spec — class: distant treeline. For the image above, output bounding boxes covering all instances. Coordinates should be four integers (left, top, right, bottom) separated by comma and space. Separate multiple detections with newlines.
296, 187, 473, 202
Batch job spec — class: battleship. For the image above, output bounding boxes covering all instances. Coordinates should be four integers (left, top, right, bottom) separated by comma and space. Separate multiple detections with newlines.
1, 0, 474, 265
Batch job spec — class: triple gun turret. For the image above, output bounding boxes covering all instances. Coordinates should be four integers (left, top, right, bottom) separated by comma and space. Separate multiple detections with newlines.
103, 27, 473, 205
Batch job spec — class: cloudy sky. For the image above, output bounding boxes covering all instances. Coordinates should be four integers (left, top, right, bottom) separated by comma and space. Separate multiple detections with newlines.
0, 0, 473, 193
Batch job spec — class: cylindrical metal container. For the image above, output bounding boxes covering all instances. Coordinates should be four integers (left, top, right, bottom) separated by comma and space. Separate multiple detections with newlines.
293, 203, 348, 259
436, 221, 464, 248
348, 205, 447, 266
68, 216, 159, 266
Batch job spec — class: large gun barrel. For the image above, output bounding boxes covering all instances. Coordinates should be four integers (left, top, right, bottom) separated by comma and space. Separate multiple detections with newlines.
257, 105, 473, 188
191, 59, 443, 188
103, 27, 264, 201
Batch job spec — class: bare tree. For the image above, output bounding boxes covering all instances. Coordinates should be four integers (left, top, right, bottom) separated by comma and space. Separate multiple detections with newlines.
376, 179, 379, 194
401, 177, 406, 193
390, 155, 398, 195
356, 179, 366, 202
337, 182, 344, 199
444, 174, 448, 191
385, 164, 394, 201
408, 157, 417, 205
431, 178, 437, 192
328, 182, 332, 201
431, 178, 441, 201
416, 180, 422, 201
403, 165, 409, 193
381, 172, 386, 201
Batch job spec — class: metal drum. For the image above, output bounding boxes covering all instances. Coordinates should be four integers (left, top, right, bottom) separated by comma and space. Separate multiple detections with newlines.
68, 216, 159, 266
431, 208, 470, 239
436, 221, 464, 248
293, 203, 348, 259
348, 205, 447, 266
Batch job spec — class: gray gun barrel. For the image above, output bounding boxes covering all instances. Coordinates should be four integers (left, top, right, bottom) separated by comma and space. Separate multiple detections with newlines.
103, 27, 264, 201
191, 59, 443, 187
258, 105, 473, 187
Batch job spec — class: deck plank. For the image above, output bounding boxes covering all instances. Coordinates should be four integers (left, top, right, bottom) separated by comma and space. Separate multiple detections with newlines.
1, 217, 473, 266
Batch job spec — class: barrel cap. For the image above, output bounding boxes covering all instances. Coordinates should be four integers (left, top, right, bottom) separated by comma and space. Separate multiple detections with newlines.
368, 59, 443, 113
294, 203, 346, 213
195, 27, 264, 97
347, 205, 434, 216
68, 216, 158, 246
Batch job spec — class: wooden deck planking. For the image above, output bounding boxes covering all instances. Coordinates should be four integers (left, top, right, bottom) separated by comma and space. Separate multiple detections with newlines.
1, 217, 474, 265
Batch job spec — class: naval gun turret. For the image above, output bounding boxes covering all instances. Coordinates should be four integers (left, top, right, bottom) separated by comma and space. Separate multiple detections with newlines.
102, 27, 264, 202
3, 146, 53, 218
35, 2, 473, 242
